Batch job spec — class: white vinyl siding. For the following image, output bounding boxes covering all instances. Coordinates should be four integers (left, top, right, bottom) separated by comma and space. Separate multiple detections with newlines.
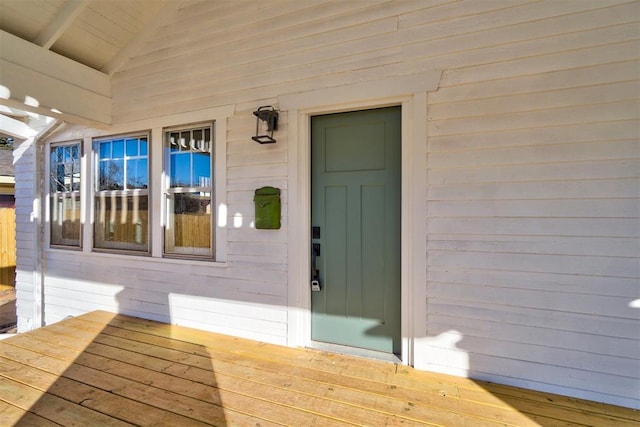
22, 0, 638, 409
13, 137, 40, 331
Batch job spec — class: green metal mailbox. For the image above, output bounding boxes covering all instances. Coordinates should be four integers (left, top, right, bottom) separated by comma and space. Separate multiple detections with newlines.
254, 186, 281, 229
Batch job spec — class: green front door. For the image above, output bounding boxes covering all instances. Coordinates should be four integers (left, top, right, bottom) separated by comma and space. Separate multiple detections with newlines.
311, 106, 401, 355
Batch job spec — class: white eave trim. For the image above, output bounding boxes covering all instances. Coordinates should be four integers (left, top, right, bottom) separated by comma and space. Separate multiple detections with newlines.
0, 114, 38, 139
0, 30, 112, 127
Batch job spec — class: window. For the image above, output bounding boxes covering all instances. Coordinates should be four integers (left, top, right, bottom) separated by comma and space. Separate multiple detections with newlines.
164, 123, 214, 258
49, 142, 81, 247
94, 134, 149, 252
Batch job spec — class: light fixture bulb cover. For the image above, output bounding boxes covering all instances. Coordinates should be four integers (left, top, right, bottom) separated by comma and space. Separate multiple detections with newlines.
252, 106, 279, 144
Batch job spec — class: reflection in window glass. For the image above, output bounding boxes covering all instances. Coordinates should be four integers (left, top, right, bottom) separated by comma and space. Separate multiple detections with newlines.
94, 194, 149, 251
164, 123, 214, 258
50, 142, 81, 247
94, 134, 149, 252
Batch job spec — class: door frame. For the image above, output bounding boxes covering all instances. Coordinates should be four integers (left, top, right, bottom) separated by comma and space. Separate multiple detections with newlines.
280, 70, 441, 366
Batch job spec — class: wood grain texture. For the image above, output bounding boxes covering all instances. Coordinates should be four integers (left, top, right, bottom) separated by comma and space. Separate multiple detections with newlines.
1, 311, 638, 426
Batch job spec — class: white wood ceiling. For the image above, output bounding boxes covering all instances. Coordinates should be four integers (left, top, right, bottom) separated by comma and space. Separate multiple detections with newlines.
0, 0, 189, 130
0, 0, 168, 73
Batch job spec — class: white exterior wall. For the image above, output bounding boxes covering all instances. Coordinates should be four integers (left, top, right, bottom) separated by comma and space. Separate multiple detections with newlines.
18, 0, 639, 408
13, 137, 41, 332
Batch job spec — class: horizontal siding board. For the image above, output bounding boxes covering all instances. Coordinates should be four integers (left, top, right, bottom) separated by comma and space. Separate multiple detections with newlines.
115, 19, 640, 121
429, 100, 639, 136
428, 178, 639, 200
440, 39, 640, 87
429, 81, 640, 120
427, 315, 638, 359
428, 250, 638, 278
422, 329, 639, 380
427, 140, 640, 168
428, 301, 640, 340
428, 217, 639, 238
428, 234, 640, 257
402, 16, 640, 79
227, 241, 287, 257
431, 60, 640, 103
118, 17, 401, 95
428, 198, 639, 219
465, 353, 638, 401
427, 268, 640, 298
227, 178, 288, 193
409, 2, 640, 73
168, 305, 287, 338
127, 0, 394, 71
427, 159, 640, 185
427, 282, 638, 319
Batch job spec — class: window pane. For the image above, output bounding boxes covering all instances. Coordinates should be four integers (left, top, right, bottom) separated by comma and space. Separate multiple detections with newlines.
112, 139, 124, 158
170, 153, 191, 187
94, 134, 149, 253
126, 138, 138, 156
50, 194, 81, 246
94, 193, 149, 251
164, 124, 214, 258
50, 144, 81, 193
99, 141, 110, 159
99, 159, 124, 190
127, 158, 148, 189
50, 142, 81, 247
165, 192, 211, 256
51, 161, 65, 191
72, 163, 81, 191
192, 152, 210, 187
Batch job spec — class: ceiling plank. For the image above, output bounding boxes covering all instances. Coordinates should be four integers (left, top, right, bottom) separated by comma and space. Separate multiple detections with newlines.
34, 0, 90, 50
101, 0, 185, 76
0, 30, 112, 127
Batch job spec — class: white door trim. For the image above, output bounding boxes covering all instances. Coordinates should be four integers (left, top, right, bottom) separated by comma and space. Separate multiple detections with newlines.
280, 70, 441, 366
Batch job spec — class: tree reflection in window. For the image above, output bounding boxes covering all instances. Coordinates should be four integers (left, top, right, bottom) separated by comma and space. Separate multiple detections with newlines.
50, 142, 81, 247
94, 135, 149, 252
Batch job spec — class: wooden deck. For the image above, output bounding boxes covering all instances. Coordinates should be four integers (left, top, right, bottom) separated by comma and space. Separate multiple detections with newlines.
0, 311, 637, 426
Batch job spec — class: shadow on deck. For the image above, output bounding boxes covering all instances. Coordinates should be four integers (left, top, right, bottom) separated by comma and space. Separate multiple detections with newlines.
0, 311, 638, 426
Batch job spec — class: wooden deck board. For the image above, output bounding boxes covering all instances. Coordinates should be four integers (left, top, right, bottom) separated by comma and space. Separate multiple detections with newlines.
0, 311, 638, 426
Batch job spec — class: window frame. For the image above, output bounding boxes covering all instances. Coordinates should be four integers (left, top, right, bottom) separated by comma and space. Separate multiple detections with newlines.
92, 132, 151, 254
47, 140, 83, 249
163, 121, 215, 260
44, 104, 232, 264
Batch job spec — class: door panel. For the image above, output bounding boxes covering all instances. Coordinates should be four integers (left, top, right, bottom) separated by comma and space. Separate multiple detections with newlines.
311, 106, 401, 355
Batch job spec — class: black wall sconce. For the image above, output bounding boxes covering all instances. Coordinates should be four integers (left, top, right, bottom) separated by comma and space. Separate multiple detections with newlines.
252, 105, 279, 144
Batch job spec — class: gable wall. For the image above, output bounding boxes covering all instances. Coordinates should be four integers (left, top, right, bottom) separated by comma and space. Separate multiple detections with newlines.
23, 0, 639, 408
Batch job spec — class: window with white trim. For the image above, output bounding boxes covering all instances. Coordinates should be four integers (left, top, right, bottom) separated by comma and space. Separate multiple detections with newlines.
164, 123, 214, 258
93, 134, 149, 252
49, 141, 81, 247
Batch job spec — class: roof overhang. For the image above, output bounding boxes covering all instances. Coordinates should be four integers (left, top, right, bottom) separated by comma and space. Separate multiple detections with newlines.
0, 30, 112, 128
